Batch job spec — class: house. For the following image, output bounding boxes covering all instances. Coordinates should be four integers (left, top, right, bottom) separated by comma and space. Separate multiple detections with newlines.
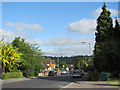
43, 57, 56, 71
68, 64, 74, 70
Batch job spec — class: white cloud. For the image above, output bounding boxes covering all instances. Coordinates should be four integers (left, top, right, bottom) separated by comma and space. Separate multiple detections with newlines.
67, 7, 118, 35
6, 22, 44, 32
0, 29, 15, 43
0, 29, 95, 56
67, 19, 96, 34
109, 8, 118, 16
30, 36, 94, 46
30, 36, 95, 56
118, 18, 120, 23
42, 45, 94, 57
0, 29, 34, 43
93, 7, 118, 18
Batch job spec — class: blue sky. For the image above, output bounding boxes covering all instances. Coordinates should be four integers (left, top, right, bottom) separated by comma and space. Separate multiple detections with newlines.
1, 2, 118, 56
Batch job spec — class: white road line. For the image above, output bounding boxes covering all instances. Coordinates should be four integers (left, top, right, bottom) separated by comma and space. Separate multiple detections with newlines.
62, 82, 74, 88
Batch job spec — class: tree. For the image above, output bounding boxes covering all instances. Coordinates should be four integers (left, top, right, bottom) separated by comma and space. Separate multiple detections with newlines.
1, 41, 22, 73
77, 60, 85, 69
94, 3, 114, 72
59, 62, 68, 70
0, 40, 4, 67
73, 57, 85, 69
109, 18, 120, 76
12, 37, 44, 77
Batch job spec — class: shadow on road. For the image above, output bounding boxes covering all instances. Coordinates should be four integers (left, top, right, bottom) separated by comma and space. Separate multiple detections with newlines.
37, 74, 88, 82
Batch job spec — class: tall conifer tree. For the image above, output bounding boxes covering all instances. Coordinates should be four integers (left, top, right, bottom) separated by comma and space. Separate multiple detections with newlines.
94, 3, 113, 71
111, 18, 120, 76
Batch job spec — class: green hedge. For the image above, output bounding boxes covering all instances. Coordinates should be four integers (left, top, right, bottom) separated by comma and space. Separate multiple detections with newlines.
88, 71, 100, 81
2, 72, 23, 79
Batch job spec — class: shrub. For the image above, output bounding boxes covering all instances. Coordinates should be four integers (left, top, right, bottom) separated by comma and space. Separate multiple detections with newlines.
22, 68, 35, 77
2, 72, 23, 79
87, 66, 94, 72
88, 71, 100, 81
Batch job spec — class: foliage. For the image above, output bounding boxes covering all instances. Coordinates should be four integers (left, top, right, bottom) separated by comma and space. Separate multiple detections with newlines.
111, 18, 120, 77
77, 60, 84, 69
2, 72, 23, 79
59, 62, 68, 70
45, 55, 92, 65
93, 3, 120, 77
0, 40, 4, 69
12, 37, 44, 77
1, 41, 22, 73
94, 3, 113, 71
45, 55, 93, 71
88, 71, 100, 81
73, 57, 85, 69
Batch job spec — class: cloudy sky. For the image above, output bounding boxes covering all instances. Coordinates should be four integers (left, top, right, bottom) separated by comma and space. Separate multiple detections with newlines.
1, 1, 118, 56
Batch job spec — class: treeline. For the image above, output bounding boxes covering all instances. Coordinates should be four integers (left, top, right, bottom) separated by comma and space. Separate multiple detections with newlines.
94, 3, 120, 77
45, 55, 93, 71
0, 37, 45, 78
44, 55, 93, 64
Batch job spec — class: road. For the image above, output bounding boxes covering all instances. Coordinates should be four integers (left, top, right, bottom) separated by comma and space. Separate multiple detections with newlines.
2, 74, 88, 88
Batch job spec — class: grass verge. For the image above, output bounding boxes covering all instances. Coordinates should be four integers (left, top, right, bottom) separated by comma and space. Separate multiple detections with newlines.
108, 78, 120, 85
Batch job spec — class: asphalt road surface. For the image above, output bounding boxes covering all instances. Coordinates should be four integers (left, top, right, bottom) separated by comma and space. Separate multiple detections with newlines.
2, 74, 88, 88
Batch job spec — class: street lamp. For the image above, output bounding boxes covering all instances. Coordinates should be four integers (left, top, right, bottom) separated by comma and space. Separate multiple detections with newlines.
81, 42, 91, 56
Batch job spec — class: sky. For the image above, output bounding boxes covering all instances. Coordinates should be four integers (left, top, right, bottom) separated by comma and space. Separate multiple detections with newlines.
0, 1, 118, 56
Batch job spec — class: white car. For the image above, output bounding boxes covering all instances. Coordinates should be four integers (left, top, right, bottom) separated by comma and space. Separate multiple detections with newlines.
61, 70, 68, 75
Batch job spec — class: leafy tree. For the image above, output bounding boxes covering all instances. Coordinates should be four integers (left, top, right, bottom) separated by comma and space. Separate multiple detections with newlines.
77, 60, 85, 69
1, 41, 22, 73
94, 3, 114, 72
0, 40, 4, 67
12, 37, 44, 77
73, 57, 85, 69
59, 62, 68, 70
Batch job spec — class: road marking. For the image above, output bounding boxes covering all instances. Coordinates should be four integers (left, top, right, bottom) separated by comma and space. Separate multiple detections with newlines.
62, 82, 74, 88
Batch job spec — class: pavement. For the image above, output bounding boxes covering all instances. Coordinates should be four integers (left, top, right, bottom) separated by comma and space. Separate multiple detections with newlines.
1, 77, 37, 84
62, 81, 120, 89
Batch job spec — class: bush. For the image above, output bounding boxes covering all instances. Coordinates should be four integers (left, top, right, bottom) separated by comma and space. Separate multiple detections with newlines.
22, 68, 35, 77
86, 66, 94, 72
2, 72, 23, 79
88, 71, 100, 81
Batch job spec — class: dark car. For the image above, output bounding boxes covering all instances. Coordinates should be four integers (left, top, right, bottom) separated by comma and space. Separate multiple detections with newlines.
48, 70, 57, 76
70, 70, 74, 74
72, 70, 82, 78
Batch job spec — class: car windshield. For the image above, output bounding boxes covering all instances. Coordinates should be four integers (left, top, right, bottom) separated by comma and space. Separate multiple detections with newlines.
73, 71, 80, 73
50, 70, 54, 72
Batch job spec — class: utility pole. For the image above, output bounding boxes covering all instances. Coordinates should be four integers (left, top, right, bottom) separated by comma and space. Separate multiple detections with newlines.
57, 56, 59, 70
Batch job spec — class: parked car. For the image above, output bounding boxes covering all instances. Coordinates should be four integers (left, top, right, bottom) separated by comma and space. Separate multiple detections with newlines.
61, 70, 68, 75
48, 70, 57, 76
72, 70, 82, 78
70, 70, 74, 74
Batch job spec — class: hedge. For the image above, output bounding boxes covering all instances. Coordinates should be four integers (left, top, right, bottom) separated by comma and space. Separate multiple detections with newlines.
88, 71, 100, 81
2, 72, 23, 79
